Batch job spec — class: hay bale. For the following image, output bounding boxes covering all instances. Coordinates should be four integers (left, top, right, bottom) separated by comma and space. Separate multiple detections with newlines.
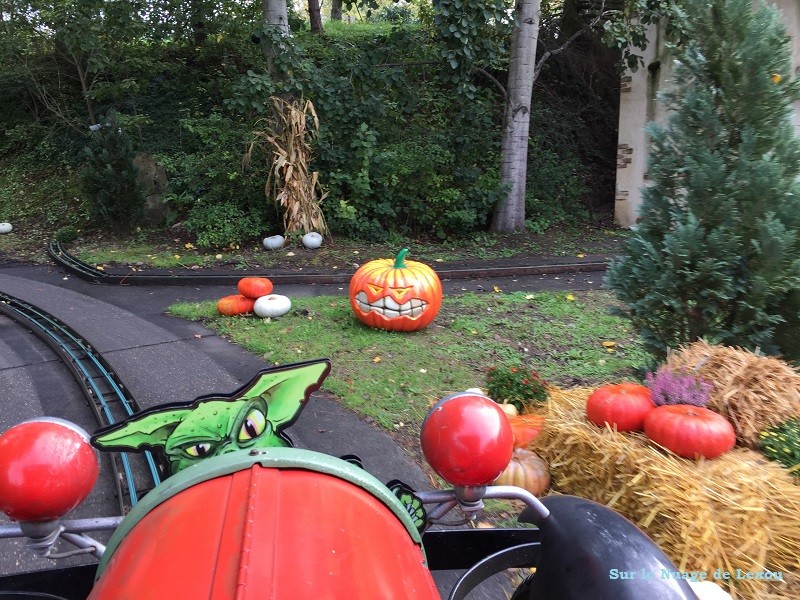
531, 388, 800, 600
665, 340, 800, 447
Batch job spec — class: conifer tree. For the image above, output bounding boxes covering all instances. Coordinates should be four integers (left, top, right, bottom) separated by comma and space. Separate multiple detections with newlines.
81, 111, 145, 234
607, 0, 800, 360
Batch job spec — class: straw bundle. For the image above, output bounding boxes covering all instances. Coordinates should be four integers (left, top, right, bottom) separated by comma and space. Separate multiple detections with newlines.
665, 340, 800, 447
531, 388, 800, 600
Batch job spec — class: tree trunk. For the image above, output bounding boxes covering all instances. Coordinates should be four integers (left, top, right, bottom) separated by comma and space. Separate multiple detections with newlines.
491, 0, 541, 233
331, 0, 343, 20
262, 0, 290, 75
309, 0, 324, 33
262, 0, 290, 35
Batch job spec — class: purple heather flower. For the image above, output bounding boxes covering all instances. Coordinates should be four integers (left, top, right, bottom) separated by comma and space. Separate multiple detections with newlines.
645, 367, 713, 407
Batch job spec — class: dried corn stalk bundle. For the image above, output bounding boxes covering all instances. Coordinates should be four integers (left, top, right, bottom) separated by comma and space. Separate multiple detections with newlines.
531, 388, 800, 600
666, 340, 800, 447
245, 96, 328, 236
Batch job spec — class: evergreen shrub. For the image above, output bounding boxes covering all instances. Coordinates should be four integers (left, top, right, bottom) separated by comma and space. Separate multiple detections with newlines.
607, 0, 800, 360
81, 112, 146, 234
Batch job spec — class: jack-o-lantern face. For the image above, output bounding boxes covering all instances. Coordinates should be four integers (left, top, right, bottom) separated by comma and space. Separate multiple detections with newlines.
349, 249, 443, 331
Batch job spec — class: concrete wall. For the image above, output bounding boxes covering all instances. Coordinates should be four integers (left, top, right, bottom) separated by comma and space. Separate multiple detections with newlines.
614, 0, 800, 228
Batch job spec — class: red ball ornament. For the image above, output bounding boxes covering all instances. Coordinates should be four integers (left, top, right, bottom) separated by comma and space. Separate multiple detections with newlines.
421, 392, 514, 487
0, 418, 99, 522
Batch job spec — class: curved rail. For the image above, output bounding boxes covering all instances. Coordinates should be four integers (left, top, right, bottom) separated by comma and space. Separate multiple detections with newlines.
0, 292, 163, 512
47, 240, 609, 286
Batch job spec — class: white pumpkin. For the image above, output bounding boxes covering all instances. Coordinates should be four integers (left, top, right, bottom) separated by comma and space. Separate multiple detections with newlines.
253, 294, 292, 318
0, 223, 12, 234
301, 232, 323, 249
262, 235, 285, 250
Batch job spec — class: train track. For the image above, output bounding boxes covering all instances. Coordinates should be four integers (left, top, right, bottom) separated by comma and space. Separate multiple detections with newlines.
47, 240, 609, 286
0, 291, 164, 514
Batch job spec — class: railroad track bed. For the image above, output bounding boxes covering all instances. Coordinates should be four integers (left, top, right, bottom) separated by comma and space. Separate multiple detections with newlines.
0, 292, 165, 514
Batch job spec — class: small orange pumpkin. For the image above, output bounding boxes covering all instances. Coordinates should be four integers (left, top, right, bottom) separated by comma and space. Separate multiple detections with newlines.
349, 248, 442, 331
507, 414, 545, 449
493, 449, 550, 496
237, 277, 274, 299
217, 294, 255, 316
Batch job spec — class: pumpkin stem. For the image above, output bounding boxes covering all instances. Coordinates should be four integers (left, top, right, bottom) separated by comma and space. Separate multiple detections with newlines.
394, 248, 410, 269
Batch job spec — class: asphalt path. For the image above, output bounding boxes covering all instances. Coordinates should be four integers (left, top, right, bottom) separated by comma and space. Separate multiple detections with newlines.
0, 260, 608, 597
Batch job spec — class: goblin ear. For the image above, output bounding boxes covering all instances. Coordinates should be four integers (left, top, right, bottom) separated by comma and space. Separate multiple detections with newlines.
244, 360, 331, 427
91, 408, 191, 452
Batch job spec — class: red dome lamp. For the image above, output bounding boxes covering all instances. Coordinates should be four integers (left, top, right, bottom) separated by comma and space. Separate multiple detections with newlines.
0, 418, 99, 522
421, 392, 514, 487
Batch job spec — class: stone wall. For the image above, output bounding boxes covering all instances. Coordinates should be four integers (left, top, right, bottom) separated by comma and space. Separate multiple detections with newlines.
614, 0, 800, 228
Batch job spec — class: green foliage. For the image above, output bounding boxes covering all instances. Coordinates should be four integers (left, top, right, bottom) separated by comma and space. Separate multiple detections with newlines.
184, 201, 264, 249
81, 113, 145, 234
486, 364, 549, 412
759, 419, 800, 476
607, 0, 800, 360
53, 225, 79, 244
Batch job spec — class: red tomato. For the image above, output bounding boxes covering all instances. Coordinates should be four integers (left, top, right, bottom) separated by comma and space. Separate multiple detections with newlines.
644, 405, 736, 459
586, 383, 655, 432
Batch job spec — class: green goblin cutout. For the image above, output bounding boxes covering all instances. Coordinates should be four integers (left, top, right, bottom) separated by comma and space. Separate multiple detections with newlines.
91, 359, 331, 475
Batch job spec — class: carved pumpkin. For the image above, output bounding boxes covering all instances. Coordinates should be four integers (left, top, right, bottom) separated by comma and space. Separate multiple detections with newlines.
349, 248, 442, 331
217, 294, 255, 316
493, 449, 550, 496
237, 277, 274, 299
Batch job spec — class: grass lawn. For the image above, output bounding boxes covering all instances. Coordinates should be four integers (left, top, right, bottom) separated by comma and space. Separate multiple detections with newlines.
169, 289, 650, 431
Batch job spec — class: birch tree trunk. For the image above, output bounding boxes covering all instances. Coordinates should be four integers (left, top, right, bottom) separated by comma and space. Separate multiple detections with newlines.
261, 0, 290, 74
262, 0, 290, 34
491, 0, 541, 233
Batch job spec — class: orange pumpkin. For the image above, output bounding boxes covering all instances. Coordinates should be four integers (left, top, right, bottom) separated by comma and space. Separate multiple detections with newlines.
217, 294, 255, 316
507, 414, 545, 449
493, 449, 550, 496
349, 248, 442, 332
237, 277, 274, 299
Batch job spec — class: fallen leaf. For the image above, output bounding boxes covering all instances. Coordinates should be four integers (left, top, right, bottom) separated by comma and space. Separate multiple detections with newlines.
602, 341, 616, 348
576, 253, 585, 258
95, 265, 105, 271
194, 334, 202, 339
525, 294, 535, 300
286, 252, 295, 257
419, 368, 428, 374
493, 285, 502, 293
215, 254, 223, 259
184, 242, 195, 250
173, 254, 181, 260
373, 356, 382, 363
566, 294, 575, 301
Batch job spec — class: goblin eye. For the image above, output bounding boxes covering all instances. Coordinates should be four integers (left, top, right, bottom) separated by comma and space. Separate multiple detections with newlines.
184, 442, 213, 457
238, 408, 267, 442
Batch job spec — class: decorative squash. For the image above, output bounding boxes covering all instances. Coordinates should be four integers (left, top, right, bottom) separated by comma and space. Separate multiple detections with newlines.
253, 294, 292, 318
262, 235, 285, 250
237, 277, 274, 299
493, 449, 550, 496
349, 248, 442, 332
507, 414, 545, 448
217, 295, 255, 316
586, 383, 655, 432
0, 223, 12, 234
301, 232, 323, 249
644, 404, 736, 460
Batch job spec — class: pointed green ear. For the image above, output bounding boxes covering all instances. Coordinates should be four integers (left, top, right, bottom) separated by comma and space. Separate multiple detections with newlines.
240, 359, 331, 428
92, 408, 191, 452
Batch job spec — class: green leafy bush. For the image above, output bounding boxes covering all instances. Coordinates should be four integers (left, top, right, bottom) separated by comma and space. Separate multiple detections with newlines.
486, 364, 549, 412
759, 419, 800, 476
184, 201, 264, 249
53, 225, 79, 243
